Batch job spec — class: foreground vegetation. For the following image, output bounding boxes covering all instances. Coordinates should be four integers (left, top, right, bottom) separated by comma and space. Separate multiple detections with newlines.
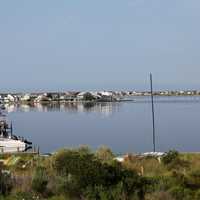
1, 147, 200, 200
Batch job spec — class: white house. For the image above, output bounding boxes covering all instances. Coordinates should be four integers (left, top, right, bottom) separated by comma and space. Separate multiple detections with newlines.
4, 94, 15, 103
21, 94, 31, 101
77, 92, 87, 100
99, 91, 113, 97
34, 94, 50, 103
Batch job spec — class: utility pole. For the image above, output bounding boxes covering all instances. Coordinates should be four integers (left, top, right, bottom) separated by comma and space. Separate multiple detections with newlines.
150, 73, 156, 152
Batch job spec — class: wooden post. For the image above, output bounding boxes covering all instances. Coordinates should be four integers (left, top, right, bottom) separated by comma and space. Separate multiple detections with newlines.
141, 166, 144, 176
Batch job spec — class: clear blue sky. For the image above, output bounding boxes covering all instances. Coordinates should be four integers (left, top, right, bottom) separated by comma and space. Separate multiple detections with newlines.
0, 0, 200, 92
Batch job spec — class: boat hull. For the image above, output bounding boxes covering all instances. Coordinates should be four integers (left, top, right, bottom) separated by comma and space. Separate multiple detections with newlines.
0, 138, 26, 153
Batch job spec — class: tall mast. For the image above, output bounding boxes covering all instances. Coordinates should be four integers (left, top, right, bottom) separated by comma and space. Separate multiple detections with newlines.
10, 121, 13, 136
150, 73, 156, 152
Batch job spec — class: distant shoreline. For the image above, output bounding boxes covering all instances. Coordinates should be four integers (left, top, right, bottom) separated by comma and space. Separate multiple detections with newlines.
1, 90, 200, 104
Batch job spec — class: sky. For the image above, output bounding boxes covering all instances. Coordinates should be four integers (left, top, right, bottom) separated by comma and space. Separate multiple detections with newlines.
0, 0, 200, 92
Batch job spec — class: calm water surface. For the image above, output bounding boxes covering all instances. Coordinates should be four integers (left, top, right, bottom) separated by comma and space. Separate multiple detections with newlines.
5, 96, 200, 153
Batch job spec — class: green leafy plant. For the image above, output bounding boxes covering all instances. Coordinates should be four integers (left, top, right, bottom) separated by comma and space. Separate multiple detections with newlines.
32, 166, 48, 194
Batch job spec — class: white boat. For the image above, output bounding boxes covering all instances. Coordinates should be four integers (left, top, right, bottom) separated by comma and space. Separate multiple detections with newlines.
0, 111, 32, 153
0, 137, 26, 153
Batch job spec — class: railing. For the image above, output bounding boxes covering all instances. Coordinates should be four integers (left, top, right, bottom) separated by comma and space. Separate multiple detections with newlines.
0, 146, 39, 154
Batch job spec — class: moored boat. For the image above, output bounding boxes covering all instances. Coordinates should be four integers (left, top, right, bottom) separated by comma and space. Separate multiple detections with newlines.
0, 111, 32, 153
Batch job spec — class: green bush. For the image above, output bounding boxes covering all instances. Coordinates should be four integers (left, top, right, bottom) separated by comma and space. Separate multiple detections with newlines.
0, 171, 12, 195
169, 186, 184, 200
162, 150, 179, 165
145, 191, 175, 200
32, 166, 48, 194
47, 195, 68, 200
186, 169, 200, 189
195, 189, 200, 200
53, 148, 147, 199
7, 192, 37, 200
84, 184, 125, 200
162, 150, 190, 170
95, 146, 114, 163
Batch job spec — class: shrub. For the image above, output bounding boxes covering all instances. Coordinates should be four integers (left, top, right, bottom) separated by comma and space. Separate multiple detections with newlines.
195, 189, 200, 200
84, 184, 125, 200
47, 195, 68, 200
31, 166, 48, 194
145, 191, 175, 200
162, 150, 189, 170
169, 186, 185, 200
53, 148, 147, 199
162, 150, 179, 165
186, 169, 200, 189
95, 146, 114, 163
0, 171, 12, 195
8, 192, 37, 200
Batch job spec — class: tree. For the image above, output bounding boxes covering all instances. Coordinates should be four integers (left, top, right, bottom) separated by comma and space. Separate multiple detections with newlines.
83, 93, 96, 101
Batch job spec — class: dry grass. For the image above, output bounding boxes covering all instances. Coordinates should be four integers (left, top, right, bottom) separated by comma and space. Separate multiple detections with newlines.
145, 191, 175, 200
180, 153, 200, 171
123, 155, 166, 177
122, 153, 200, 178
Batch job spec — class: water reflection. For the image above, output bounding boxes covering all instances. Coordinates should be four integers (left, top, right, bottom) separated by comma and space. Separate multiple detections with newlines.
4, 96, 200, 153
4, 96, 200, 114
4, 102, 121, 117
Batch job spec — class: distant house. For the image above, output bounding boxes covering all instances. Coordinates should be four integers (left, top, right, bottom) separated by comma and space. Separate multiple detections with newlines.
99, 91, 113, 97
77, 92, 86, 100
77, 92, 100, 101
21, 94, 31, 101
62, 92, 77, 101
90, 92, 101, 100
46, 93, 62, 101
4, 94, 15, 103
34, 94, 50, 102
98, 91, 116, 102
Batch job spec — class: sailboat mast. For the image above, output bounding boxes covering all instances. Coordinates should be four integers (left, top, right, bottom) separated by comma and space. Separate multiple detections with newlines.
10, 121, 13, 136
150, 73, 156, 152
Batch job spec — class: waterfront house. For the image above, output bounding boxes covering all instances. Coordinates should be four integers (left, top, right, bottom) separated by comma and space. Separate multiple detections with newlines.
98, 91, 116, 102
34, 94, 50, 103
62, 92, 78, 101
77, 92, 101, 101
4, 94, 15, 103
21, 94, 31, 101
46, 93, 63, 101
77, 92, 86, 101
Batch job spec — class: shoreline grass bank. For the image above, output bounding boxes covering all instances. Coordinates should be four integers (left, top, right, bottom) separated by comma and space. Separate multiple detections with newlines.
1, 148, 200, 200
